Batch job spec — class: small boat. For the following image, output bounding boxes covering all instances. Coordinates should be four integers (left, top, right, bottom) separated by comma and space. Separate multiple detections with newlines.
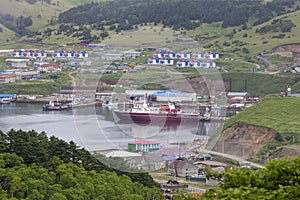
42, 101, 72, 111
0, 98, 12, 104
0, 94, 17, 104
114, 102, 202, 123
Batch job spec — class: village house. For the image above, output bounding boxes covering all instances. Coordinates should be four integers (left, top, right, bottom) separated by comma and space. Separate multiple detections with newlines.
151, 147, 195, 158
33, 50, 47, 58
0, 74, 17, 84
161, 180, 189, 199
34, 61, 49, 68
153, 49, 177, 59
16, 71, 40, 80
148, 56, 173, 65
11, 49, 47, 58
0, 70, 39, 82
123, 50, 141, 59
176, 59, 190, 67
227, 92, 249, 104
190, 60, 216, 68
37, 64, 62, 73
0, 50, 13, 55
101, 53, 124, 61
126, 154, 166, 171
128, 140, 160, 153
52, 50, 88, 58
104, 150, 141, 158
176, 51, 191, 59
169, 159, 199, 177
177, 59, 216, 68
5, 58, 31, 68
192, 51, 219, 59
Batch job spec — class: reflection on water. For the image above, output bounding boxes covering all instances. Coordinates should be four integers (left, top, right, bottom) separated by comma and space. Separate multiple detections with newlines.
0, 103, 224, 151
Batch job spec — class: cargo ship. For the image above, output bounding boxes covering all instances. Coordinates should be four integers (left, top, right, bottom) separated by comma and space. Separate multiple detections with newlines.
113, 102, 208, 123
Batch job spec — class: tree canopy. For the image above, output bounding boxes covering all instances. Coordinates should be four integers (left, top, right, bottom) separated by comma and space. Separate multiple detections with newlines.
58, 0, 297, 31
202, 156, 300, 199
0, 153, 163, 199
0, 129, 162, 199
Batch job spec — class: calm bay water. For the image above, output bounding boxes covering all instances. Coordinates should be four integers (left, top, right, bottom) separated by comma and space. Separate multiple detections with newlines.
0, 103, 223, 151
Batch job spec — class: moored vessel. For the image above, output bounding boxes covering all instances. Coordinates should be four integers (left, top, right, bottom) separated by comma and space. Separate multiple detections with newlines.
42, 101, 72, 111
114, 102, 206, 123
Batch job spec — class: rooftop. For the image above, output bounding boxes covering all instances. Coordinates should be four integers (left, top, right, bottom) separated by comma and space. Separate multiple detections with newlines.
129, 139, 159, 145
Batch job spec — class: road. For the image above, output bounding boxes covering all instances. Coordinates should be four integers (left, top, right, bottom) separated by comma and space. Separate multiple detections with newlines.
191, 146, 265, 169
68, 71, 77, 87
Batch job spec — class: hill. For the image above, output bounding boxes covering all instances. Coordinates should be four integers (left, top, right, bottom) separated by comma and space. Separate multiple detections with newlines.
0, 1, 299, 48
201, 9, 300, 59
210, 95, 300, 163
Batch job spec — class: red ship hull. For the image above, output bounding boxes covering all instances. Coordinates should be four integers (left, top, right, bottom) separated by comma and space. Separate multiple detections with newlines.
114, 110, 200, 123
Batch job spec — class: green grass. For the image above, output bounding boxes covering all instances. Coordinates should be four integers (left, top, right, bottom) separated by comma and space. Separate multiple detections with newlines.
0, 80, 59, 95
215, 60, 257, 72
102, 25, 199, 51
202, 10, 300, 59
223, 95, 300, 134
221, 73, 300, 96
0, 72, 71, 95
266, 54, 293, 65
222, 94, 300, 160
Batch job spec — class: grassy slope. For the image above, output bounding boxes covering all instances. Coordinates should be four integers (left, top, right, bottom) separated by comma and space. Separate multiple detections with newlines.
102, 25, 202, 51
195, 10, 300, 59
0, 24, 16, 44
0, 0, 104, 47
221, 73, 300, 96
223, 95, 300, 135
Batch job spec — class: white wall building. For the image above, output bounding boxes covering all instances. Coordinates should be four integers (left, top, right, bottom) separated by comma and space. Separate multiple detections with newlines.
176, 51, 190, 59
193, 51, 219, 59
148, 57, 173, 65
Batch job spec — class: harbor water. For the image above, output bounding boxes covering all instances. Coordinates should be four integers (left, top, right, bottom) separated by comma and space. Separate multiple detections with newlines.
0, 103, 225, 151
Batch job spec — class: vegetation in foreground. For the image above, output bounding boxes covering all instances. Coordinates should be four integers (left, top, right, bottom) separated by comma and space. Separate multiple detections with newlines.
0, 129, 163, 199
201, 156, 300, 199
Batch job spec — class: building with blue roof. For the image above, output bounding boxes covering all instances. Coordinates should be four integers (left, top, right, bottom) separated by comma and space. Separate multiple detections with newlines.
0, 94, 17, 102
152, 90, 196, 102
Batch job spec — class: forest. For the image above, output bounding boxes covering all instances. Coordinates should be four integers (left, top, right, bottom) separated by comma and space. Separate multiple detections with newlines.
58, 0, 297, 31
201, 157, 300, 199
0, 129, 163, 199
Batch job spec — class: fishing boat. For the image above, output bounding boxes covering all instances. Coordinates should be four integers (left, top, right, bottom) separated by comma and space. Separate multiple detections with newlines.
0, 94, 17, 104
42, 101, 72, 111
114, 102, 205, 123
0, 98, 12, 104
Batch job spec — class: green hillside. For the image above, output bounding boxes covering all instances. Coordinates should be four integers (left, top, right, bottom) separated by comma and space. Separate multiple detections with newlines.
221, 73, 300, 96
0, 0, 104, 47
224, 95, 300, 135
199, 10, 300, 59
1, 0, 299, 53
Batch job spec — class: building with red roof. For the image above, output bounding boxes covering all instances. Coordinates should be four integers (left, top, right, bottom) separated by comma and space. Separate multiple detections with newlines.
128, 140, 160, 153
